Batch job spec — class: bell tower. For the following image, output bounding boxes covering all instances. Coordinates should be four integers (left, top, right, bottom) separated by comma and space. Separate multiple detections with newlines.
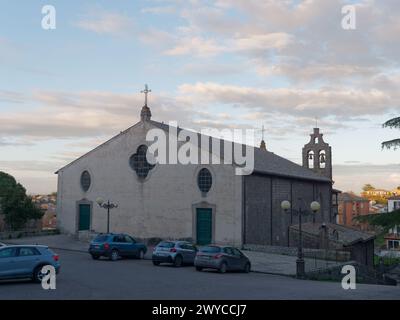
302, 127, 332, 180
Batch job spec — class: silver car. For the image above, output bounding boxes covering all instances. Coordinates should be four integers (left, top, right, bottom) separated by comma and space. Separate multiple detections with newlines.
194, 245, 251, 273
152, 241, 197, 267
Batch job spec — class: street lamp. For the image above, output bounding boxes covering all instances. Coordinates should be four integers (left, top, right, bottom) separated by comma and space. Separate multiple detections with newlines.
281, 198, 320, 279
96, 197, 118, 234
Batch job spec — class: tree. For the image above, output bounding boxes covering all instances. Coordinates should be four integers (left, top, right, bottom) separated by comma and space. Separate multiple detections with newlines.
382, 117, 400, 149
362, 184, 375, 192
355, 210, 400, 232
0, 172, 43, 230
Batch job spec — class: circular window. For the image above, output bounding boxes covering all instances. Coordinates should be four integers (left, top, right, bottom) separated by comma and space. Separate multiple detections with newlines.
197, 168, 212, 193
80, 171, 91, 192
130, 145, 155, 179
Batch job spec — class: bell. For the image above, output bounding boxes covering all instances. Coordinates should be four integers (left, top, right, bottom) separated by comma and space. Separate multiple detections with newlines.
320, 153, 326, 163
308, 153, 313, 160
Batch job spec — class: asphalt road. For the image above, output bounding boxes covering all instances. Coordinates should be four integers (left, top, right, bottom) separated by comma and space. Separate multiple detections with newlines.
0, 249, 399, 300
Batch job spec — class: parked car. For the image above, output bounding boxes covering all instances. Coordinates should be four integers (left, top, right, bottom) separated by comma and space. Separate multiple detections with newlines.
152, 241, 197, 267
194, 245, 251, 273
0, 245, 60, 282
89, 233, 147, 261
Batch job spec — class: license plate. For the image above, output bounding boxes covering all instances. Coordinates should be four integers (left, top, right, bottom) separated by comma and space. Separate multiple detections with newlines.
95, 245, 100, 249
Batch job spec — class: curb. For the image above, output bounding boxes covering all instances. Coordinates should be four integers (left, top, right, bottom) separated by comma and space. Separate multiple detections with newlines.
41, 246, 154, 260
251, 270, 295, 277
4, 242, 154, 260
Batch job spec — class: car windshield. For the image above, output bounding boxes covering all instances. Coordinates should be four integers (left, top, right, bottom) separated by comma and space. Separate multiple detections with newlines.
158, 242, 175, 248
93, 235, 108, 242
200, 246, 221, 253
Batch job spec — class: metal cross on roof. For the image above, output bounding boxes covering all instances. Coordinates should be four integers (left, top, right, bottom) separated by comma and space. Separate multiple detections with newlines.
262, 125, 265, 140
141, 84, 152, 106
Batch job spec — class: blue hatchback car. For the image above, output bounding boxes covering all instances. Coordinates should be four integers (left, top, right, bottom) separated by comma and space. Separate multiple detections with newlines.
0, 245, 60, 283
89, 233, 147, 261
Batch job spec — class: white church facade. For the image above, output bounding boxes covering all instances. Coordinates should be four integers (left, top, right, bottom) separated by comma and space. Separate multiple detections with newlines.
56, 90, 334, 247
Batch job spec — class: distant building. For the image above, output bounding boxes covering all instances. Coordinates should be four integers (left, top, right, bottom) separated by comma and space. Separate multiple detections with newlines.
361, 189, 393, 203
391, 188, 400, 196
363, 189, 392, 197
337, 192, 370, 230
32, 194, 57, 230
385, 196, 400, 250
385, 226, 400, 250
388, 196, 400, 212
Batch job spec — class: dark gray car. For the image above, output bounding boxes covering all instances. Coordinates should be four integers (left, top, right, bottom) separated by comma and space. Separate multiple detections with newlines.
152, 241, 197, 267
194, 245, 251, 273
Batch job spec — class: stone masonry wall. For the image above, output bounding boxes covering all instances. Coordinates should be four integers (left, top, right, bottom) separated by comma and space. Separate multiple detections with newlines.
244, 174, 332, 247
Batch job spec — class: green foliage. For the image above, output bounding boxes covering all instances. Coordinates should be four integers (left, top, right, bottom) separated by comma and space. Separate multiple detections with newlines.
374, 255, 400, 267
0, 171, 43, 231
382, 117, 400, 149
354, 210, 400, 232
362, 184, 375, 191
383, 117, 400, 129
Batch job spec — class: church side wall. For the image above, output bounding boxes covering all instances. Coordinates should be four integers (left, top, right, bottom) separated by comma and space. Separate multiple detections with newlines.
56, 122, 243, 246
244, 173, 332, 247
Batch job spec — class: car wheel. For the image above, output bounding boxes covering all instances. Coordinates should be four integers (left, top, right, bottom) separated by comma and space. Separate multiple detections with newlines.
137, 250, 145, 260
91, 254, 100, 260
32, 265, 49, 283
153, 260, 160, 266
174, 255, 183, 267
110, 249, 119, 261
195, 266, 203, 272
219, 262, 227, 273
244, 263, 251, 273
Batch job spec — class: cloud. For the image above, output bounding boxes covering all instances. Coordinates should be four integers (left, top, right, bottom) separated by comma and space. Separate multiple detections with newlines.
0, 90, 26, 103
177, 82, 397, 119
164, 33, 293, 57
333, 163, 400, 193
145, 0, 400, 86
0, 89, 206, 141
141, 6, 176, 15
0, 160, 62, 173
74, 10, 134, 35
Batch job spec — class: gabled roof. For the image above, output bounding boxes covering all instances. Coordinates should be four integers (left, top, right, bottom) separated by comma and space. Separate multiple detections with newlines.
150, 120, 331, 183
56, 119, 332, 183
338, 192, 369, 202
290, 222, 375, 246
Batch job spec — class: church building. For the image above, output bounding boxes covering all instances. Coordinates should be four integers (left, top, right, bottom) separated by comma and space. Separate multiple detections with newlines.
56, 88, 335, 247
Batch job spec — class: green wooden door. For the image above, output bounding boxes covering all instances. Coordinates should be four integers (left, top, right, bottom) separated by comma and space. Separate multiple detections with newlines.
196, 208, 212, 245
78, 204, 91, 231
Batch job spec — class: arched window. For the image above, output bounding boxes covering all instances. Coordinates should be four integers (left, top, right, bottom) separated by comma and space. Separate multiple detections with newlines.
197, 168, 212, 193
319, 150, 326, 169
80, 171, 91, 192
130, 145, 155, 179
307, 150, 314, 169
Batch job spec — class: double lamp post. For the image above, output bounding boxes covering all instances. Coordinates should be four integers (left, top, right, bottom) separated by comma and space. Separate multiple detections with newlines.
96, 197, 118, 234
280, 199, 321, 279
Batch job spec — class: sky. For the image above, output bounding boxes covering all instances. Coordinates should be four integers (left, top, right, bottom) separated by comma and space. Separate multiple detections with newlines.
0, 0, 400, 195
